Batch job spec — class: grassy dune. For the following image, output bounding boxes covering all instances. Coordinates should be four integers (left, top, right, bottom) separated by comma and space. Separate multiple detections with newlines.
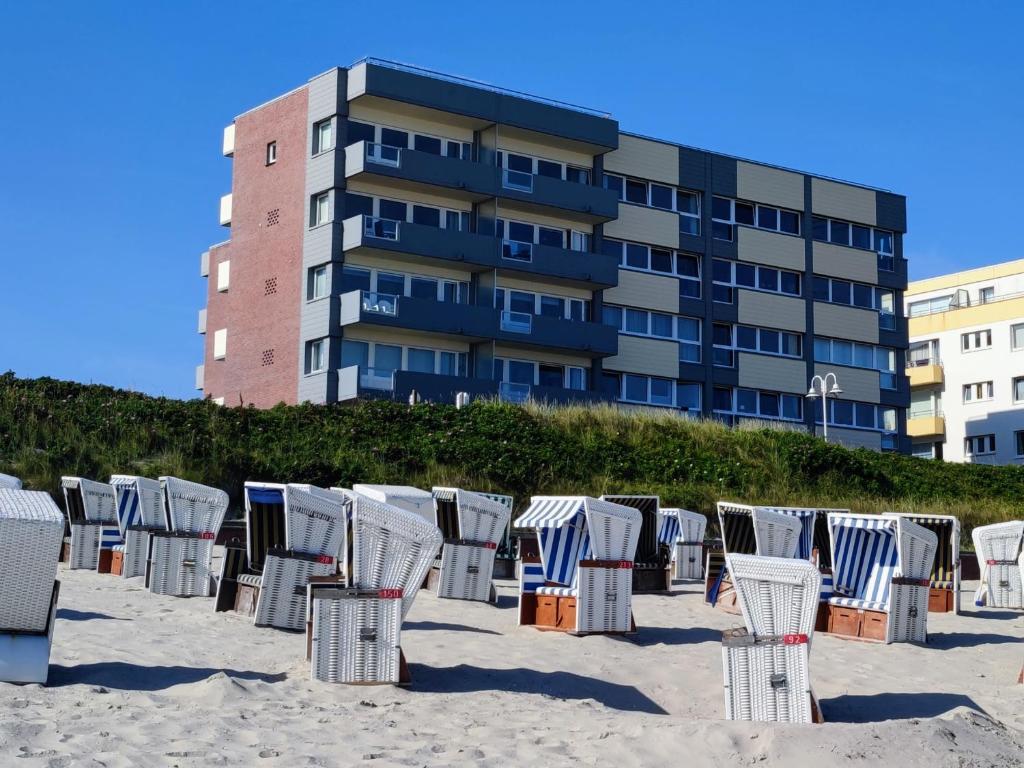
2, 373, 1022, 539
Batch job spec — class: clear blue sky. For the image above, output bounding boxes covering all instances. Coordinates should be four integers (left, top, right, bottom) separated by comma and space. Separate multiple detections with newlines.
1, 1, 1021, 399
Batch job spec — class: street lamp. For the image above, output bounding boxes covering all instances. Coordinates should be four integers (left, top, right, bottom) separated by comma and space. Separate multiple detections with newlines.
806, 373, 843, 440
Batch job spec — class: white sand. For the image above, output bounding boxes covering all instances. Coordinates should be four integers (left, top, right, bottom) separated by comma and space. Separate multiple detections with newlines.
1, 562, 1022, 767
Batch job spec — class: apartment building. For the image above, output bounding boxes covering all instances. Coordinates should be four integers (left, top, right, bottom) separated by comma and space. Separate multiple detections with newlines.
905, 259, 1024, 463
198, 58, 910, 452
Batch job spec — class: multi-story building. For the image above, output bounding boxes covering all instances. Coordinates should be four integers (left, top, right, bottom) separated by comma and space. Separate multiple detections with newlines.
905, 259, 1024, 463
198, 58, 909, 452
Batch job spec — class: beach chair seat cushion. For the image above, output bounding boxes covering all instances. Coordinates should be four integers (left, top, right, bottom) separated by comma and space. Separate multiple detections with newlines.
112, 544, 126, 553
534, 585, 578, 597
828, 595, 887, 612
237, 573, 263, 588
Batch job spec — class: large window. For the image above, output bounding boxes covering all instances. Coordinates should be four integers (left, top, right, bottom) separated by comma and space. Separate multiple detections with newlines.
1015, 430, 1024, 457
965, 434, 996, 457
712, 386, 804, 423
312, 192, 330, 227
347, 119, 471, 161
1013, 376, 1024, 403
714, 323, 802, 366
496, 150, 591, 186
812, 216, 894, 256
814, 399, 898, 433
908, 295, 953, 317
813, 337, 897, 388
495, 287, 590, 322
602, 372, 701, 411
496, 217, 591, 260
307, 266, 328, 300
961, 329, 992, 352
712, 259, 802, 303
345, 193, 470, 234
602, 239, 701, 298
813, 276, 896, 328
711, 196, 801, 241
603, 305, 702, 363
341, 266, 469, 305
494, 357, 587, 391
962, 381, 994, 403
305, 339, 326, 374
342, 339, 467, 388
603, 174, 701, 236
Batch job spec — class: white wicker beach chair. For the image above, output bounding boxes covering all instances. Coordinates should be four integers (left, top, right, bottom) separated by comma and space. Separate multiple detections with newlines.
147, 477, 228, 598
109, 475, 164, 579
431, 488, 512, 603
722, 554, 822, 723
972, 521, 1024, 610
884, 512, 961, 613
0, 473, 22, 489
254, 485, 347, 631
513, 496, 641, 634
826, 513, 937, 643
309, 492, 441, 684
600, 495, 665, 591
752, 508, 803, 559
351, 484, 434, 522
0, 489, 65, 684
660, 508, 706, 580
61, 476, 117, 571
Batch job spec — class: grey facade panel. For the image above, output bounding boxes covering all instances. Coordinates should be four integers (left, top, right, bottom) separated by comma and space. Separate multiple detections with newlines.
678, 147, 706, 191
710, 155, 737, 197
875, 191, 907, 233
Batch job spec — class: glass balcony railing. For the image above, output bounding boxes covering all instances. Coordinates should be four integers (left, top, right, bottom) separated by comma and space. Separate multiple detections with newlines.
365, 142, 401, 167
501, 239, 533, 262
360, 291, 399, 316
499, 381, 531, 403
363, 216, 400, 240
908, 355, 941, 368
359, 367, 396, 391
501, 168, 534, 192
879, 311, 896, 330
908, 407, 943, 420
500, 310, 532, 334
877, 252, 895, 272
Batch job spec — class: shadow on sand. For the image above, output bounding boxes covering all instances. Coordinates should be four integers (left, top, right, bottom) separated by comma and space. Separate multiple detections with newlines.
408, 663, 668, 714
403, 620, 502, 636
48, 662, 287, 691
925, 631, 1024, 650
57, 609, 127, 622
614, 626, 721, 647
821, 692, 988, 723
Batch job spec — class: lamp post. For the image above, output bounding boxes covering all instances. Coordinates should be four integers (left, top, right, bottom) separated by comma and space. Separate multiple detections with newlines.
806, 373, 842, 440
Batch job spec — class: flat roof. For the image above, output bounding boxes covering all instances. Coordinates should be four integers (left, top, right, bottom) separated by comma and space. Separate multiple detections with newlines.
907, 258, 1024, 296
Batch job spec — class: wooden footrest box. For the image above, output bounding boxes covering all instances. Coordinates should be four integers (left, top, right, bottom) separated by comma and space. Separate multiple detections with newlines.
825, 603, 887, 641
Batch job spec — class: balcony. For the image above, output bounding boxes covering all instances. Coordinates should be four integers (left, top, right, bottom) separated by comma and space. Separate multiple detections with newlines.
195, 364, 204, 391
339, 289, 492, 340
197, 308, 207, 334
343, 141, 617, 222
906, 359, 943, 387
907, 411, 945, 438
222, 124, 235, 157
341, 215, 617, 288
499, 311, 532, 334
219, 194, 232, 226
494, 312, 617, 357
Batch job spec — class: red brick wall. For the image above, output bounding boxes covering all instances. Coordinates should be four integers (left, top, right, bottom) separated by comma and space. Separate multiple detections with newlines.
203, 87, 309, 407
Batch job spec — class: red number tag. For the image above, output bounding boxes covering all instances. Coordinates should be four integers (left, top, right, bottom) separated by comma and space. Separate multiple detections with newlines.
200, 532, 215, 540
484, 542, 497, 550
618, 560, 632, 569
378, 588, 403, 599
316, 555, 334, 565
782, 633, 808, 645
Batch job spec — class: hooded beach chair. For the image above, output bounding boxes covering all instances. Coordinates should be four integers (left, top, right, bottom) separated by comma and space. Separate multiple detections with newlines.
0, 490, 65, 684
722, 554, 823, 723
659, 508, 707, 580
61, 476, 118, 571
707, 503, 818, 608
884, 513, 961, 613
108, 475, 164, 579
252, 485, 347, 630
971, 521, 1024, 610
825, 513, 937, 643
514, 496, 642, 634
600, 495, 667, 592
308, 491, 441, 684
217, 482, 289, 613
147, 477, 228, 598
0, 473, 22, 489
351, 484, 434, 522
430, 488, 513, 603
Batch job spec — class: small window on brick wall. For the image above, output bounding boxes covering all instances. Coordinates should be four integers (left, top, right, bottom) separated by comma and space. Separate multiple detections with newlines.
261, 349, 275, 367
266, 208, 280, 227
264, 277, 278, 296
266, 141, 277, 165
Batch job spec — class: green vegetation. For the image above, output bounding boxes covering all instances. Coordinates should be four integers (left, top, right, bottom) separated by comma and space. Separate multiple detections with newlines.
2, 372, 1022, 538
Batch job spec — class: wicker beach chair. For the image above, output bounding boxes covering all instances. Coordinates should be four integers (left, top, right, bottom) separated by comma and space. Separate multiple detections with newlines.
971, 521, 1024, 610
217, 482, 289, 614
147, 477, 228, 598
254, 485, 347, 630
61, 476, 117, 571
659, 508, 707, 580
0, 489, 64, 684
430, 488, 513, 603
825, 513, 937, 643
351, 484, 435, 522
308, 492, 441, 684
108, 475, 164, 579
722, 554, 822, 723
600, 495, 666, 592
0, 473, 22, 489
514, 496, 641, 634
884, 513, 961, 613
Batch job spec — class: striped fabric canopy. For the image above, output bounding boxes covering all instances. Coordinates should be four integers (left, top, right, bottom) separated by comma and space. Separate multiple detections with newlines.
513, 497, 586, 529
718, 503, 817, 559
831, 515, 899, 609
602, 496, 658, 564
658, 512, 681, 546
515, 498, 591, 586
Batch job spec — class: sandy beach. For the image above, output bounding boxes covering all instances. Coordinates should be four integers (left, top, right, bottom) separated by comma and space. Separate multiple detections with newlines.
1, 560, 1022, 767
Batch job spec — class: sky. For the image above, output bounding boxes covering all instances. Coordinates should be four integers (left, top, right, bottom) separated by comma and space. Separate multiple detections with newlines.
1, 1, 1021, 400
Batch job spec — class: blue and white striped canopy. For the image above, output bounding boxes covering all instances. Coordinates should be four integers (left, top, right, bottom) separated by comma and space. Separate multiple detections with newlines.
515, 498, 592, 586
831, 515, 898, 608
658, 512, 681, 546
112, 480, 142, 537
513, 497, 586, 529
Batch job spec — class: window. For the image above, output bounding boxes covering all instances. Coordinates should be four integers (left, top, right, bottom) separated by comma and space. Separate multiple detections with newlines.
722, 323, 802, 360
677, 383, 701, 413
603, 174, 701, 235
266, 141, 277, 165
979, 286, 995, 304
603, 239, 702, 298
495, 285, 589, 321
712, 196, 800, 241
1012, 323, 1024, 351
308, 266, 328, 300
496, 151, 590, 186
965, 434, 996, 457
712, 386, 804, 422
345, 119, 470, 161
814, 337, 896, 387
712, 259, 801, 302
606, 305, 701, 362
818, 400, 898, 434
961, 329, 992, 352
306, 339, 326, 374
962, 381, 994, 403
312, 192, 330, 226
1014, 377, 1024, 403
1016, 431, 1024, 458
813, 216, 894, 254
713, 323, 734, 367
908, 340, 939, 367
813, 277, 895, 329
908, 295, 952, 317
614, 373, 686, 408
314, 119, 333, 154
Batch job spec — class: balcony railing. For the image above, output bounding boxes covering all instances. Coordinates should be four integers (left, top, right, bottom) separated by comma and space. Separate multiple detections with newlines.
908, 356, 941, 368
361, 291, 399, 316
499, 381, 531, 403
500, 310, 532, 334
908, 407, 943, 420
501, 168, 534, 192
365, 142, 401, 167
360, 367, 396, 391
363, 216, 400, 241
879, 311, 896, 330
877, 252, 895, 272
501, 239, 533, 262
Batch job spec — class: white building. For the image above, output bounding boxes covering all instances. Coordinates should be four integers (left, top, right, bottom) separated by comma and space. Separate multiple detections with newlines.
905, 259, 1024, 463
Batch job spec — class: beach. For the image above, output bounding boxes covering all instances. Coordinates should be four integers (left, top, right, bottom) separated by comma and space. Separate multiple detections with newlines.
1, 562, 1022, 767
